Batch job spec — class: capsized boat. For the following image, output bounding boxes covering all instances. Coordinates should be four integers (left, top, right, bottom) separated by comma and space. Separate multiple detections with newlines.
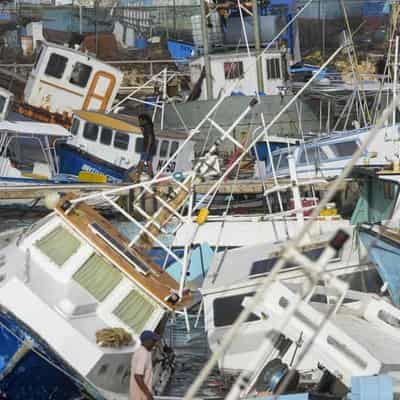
0, 193, 192, 399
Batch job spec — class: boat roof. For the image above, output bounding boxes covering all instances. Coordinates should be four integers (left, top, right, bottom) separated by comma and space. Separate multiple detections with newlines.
201, 224, 352, 294
55, 194, 192, 311
0, 120, 71, 137
74, 110, 192, 140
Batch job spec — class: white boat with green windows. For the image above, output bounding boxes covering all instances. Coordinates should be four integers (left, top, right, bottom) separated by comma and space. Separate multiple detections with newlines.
0, 193, 193, 399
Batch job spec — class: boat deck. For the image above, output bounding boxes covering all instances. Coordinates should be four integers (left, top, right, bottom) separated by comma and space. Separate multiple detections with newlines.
55, 195, 192, 310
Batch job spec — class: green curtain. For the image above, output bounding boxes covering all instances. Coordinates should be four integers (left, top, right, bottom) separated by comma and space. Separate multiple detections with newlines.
73, 254, 122, 301
35, 226, 81, 267
114, 289, 156, 334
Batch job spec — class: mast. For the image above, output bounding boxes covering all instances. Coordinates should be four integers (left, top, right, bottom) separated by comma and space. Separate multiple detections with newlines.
252, 0, 264, 94
200, 0, 213, 99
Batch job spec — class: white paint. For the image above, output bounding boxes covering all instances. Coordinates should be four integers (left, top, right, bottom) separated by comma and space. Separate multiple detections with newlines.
0, 277, 103, 376
68, 115, 195, 172
24, 42, 123, 116
189, 50, 286, 100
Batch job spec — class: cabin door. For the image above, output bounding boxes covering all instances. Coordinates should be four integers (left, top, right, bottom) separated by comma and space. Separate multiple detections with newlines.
82, 71, 116, 112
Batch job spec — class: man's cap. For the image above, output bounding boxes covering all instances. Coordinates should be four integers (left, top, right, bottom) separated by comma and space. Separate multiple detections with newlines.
140, 330, 160, 342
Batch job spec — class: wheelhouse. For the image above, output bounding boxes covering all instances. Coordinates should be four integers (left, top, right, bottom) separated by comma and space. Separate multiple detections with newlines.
24, 42, 123, 116
64, 111, 193, 180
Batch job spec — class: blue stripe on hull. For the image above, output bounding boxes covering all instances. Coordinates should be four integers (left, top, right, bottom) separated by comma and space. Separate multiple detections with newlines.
359, 229, 400, 305
0, 307, 104, 400
57, 145, 125, 183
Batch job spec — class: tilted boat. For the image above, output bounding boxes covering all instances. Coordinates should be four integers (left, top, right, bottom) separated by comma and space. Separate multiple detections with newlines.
0, 193, 193, 399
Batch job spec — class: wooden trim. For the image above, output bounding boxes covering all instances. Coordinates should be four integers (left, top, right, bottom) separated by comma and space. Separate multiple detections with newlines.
40, 79, 84, 97
55, 195, 192, 310
83, 71, 116, 112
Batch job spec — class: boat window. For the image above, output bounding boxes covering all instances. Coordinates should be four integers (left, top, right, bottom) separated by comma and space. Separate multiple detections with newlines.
213, 292, 260, 327
135, 137, 144, 154
114, 131, 130, 150
113, 289, 156, 334
266, 58, 281, 80
70, 118, 80, 136
224, 61, 244, 80
279, 154, 289, 169
160, 140, 169, 157
33, 45, 43, 70
383, 181, 396, 200
272, 153, 281, 169
35, 226, 81, 267
170, 141, 179, 157
299, 147, 328, 164
100, 128, 113, 145
73, 253, 122, 301
329, 141, 358, 158
249, 247, 325, 277
83, 122, 99, 141
0, 95, 6, 114
45, 53, 68, 79
70, 62, 92, 88
338, 269, 382, 294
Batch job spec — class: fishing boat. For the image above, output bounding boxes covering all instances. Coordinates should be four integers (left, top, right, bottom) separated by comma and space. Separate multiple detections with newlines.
199, 224, 385, 374
58, 110, 195, 183
0, 193, 193, 399
264, 124, 400, 180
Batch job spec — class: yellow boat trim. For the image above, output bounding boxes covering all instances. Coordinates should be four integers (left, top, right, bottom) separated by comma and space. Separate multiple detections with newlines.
74, 110, 142, 134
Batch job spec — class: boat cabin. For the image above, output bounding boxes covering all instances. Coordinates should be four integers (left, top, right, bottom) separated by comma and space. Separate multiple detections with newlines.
24, 42, 123, 116
267, 125, 400, 179
60, 111, 194, 182
201, 228, 382, 373
0, 118, 71, 181
189, 49, 287, 99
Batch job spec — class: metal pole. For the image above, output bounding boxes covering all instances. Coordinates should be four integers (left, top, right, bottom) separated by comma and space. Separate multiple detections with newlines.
252, 0, 264, 93
200, 0, 213, 99
79, 2, 82, 35
393, 35, 399, 127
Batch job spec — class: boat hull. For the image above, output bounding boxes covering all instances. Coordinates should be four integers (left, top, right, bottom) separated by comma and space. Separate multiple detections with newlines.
57, 144, 125, 183
0, 306, 103, 400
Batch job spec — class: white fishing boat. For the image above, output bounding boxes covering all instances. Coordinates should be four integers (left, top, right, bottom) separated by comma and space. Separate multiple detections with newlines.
264, 124, 400, 180
58, 110, 195, 183
0, 193, 193, 399
199, 224, 384, 374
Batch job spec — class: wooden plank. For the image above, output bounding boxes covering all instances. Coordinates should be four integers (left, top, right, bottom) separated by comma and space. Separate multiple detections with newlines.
55, 195, 192, 311
193, 178, 335, 194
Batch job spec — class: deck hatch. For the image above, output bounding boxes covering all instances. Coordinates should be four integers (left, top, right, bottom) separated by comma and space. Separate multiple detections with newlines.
113, 289, 156, 334
73, 253, 122, 301
249, 247, 325, 278
89, 222, 150, 275
35, 226, 80, 266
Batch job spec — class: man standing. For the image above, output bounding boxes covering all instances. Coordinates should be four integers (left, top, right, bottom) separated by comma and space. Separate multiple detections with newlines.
128, 113, 156, 183
129, 330, 160, 400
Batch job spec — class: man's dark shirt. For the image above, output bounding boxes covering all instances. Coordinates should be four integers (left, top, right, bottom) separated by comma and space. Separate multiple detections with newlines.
142, 123, 156, 156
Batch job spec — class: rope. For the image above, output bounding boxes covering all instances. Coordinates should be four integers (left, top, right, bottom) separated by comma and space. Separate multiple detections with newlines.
96, 327, 133, 347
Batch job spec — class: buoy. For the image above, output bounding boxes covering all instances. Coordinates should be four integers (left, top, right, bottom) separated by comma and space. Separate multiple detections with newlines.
173, 171, 185, 182
196, 208, 209, 225
44, 192, 60, 210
